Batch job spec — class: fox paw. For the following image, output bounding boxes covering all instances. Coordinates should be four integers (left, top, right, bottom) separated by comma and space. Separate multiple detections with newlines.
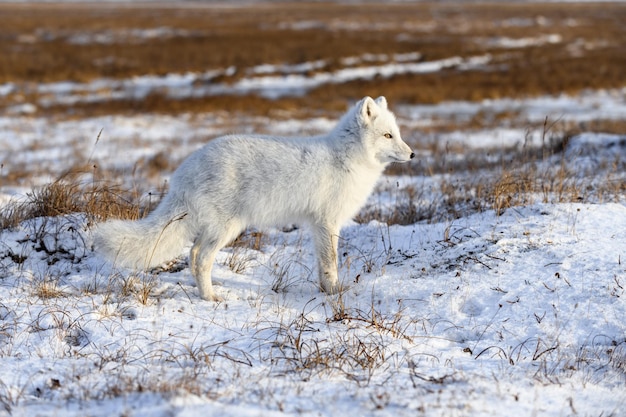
199, 291, 224, 302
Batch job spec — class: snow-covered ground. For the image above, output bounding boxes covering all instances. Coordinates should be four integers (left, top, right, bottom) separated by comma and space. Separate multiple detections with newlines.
2, 88, 625, 191
0, 89, 625, 416
0, 200, 624, 416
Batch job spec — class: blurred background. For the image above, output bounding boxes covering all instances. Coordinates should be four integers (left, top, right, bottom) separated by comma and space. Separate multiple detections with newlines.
2, 1, 624, 116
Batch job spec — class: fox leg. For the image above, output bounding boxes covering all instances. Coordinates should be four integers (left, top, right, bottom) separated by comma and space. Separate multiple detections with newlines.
312, 223, 340, 294
190, 223, 241, 301
190, 235, 220, 301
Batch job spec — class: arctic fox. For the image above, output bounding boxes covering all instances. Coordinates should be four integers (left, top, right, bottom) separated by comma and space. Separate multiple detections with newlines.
95, 96, 414, 301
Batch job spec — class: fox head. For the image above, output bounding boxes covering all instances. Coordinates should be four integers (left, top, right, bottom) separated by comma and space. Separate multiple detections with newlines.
356, 96, 415, 166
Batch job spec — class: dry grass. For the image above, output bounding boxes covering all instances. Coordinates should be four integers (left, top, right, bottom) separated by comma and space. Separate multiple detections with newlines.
0, 2, 624, 116
0, 170, 143, 229
358, 126, 625, 225
260, 300, 410, 382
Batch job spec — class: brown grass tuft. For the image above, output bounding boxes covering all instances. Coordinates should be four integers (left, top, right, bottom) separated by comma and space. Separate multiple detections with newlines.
0, 171, 142, 229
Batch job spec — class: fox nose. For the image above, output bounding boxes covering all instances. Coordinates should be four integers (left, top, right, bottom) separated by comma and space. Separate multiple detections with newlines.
410, 152, 415, 159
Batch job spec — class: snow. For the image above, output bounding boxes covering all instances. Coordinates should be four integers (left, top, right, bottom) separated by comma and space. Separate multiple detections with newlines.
478, 34, 563, 49
249, 60, 327, 75
0, 202, 624, 416
16, 26, 200, 46
0, 89, 625, 416
399, 88, 626, 149
0, 52, 491, 105
400, 88, 626, 126
159, 53, 491, 99
341, 52, 423, 66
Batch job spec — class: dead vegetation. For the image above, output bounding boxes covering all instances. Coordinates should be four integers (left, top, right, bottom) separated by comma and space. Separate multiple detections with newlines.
356, 124, 625, 225
0, 170, 144, 229
0, 2, 624, 116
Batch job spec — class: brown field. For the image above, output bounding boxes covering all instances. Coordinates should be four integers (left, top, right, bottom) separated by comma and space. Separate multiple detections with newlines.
0, 1, 625, 116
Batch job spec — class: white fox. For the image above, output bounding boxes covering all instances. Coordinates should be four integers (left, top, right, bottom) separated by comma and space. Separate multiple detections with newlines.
95, 96, 414, 301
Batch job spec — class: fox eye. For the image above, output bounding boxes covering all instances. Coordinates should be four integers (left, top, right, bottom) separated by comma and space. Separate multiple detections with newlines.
384, 133, 393, 139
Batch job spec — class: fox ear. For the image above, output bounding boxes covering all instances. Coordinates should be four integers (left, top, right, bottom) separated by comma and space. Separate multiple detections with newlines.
359, 96, 379, 124
374, 96, 388, 109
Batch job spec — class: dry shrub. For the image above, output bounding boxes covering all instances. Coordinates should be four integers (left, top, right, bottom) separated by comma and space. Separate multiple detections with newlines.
266, 311, 403, 381
488, 170, 536, 215
229, 230, 267, 251
223, 247, 256, 275
359, 128, 622, 225
31, 276, 68, 299
138, 151, 171, 180
0, 172, 142, 229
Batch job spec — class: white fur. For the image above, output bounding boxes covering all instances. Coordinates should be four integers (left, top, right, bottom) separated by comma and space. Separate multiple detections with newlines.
95, 96, 414, 300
